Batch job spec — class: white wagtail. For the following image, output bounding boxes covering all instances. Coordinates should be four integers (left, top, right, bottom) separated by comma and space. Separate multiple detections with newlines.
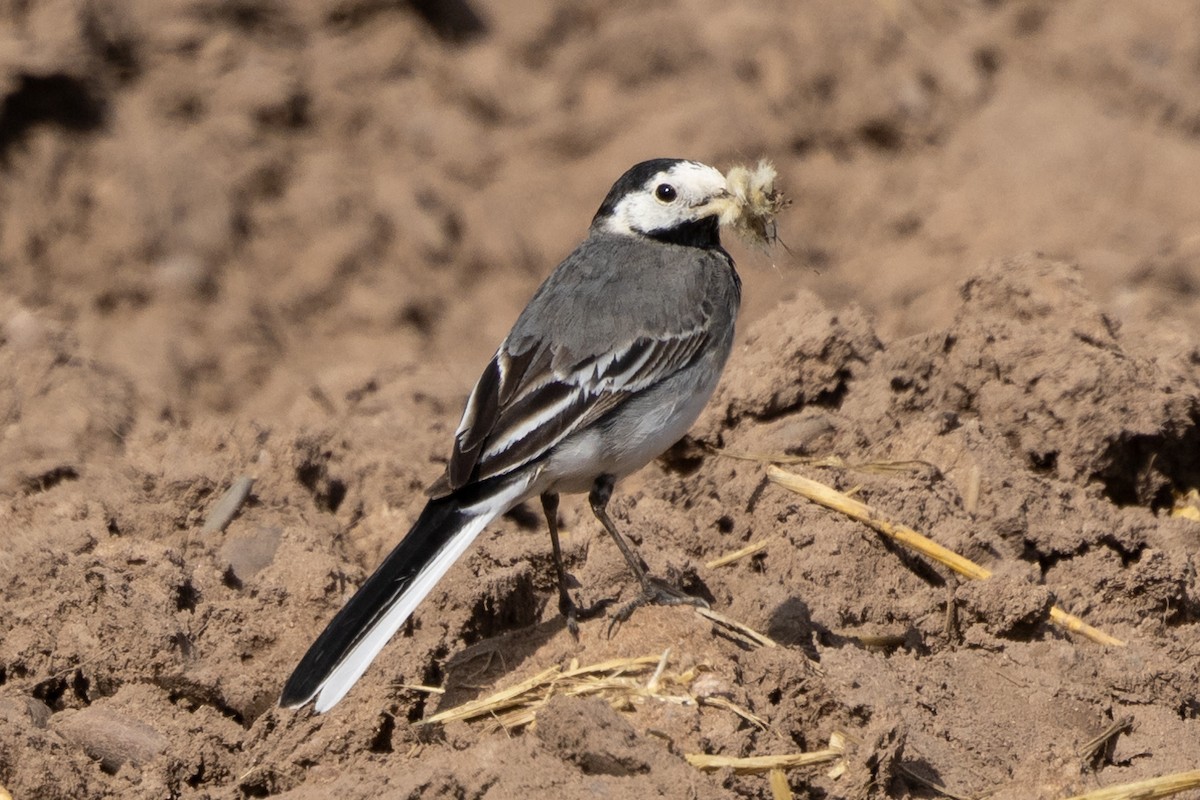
281, 159, 745, 712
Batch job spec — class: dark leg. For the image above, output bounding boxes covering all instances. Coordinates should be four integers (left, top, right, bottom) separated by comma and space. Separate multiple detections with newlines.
541, 491, 576, 634
541, 491, 607, 636
588, 475, 708, 632
587, 476, 649, 587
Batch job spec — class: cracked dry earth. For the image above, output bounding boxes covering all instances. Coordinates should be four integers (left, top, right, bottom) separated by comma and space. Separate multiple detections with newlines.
3, 1, 1200, 799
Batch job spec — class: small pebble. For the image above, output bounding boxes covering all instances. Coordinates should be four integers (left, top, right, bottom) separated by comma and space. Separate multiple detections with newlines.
52, 706, 169, 771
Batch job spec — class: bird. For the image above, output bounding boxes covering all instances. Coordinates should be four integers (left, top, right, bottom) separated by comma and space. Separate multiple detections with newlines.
280, 158, 743, 712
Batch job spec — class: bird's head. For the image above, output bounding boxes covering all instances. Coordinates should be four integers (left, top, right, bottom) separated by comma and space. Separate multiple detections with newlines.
592, 159, 732, 248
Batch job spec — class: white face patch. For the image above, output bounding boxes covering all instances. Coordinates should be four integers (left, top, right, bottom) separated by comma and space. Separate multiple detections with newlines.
600, 161, 729, 237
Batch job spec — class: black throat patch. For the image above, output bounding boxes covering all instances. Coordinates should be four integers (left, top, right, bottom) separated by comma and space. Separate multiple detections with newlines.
643, 215, 722, 249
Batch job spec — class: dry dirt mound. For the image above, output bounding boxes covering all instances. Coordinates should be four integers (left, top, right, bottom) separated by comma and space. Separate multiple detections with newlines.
3, 255, 1199, 799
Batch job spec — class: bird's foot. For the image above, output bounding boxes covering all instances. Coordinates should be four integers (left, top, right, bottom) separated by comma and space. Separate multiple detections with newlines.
559, 593, 612, 638
607, 578, 709, 637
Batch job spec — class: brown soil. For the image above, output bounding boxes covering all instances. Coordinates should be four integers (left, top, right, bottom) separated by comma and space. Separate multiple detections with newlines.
2, 2, 1199, 799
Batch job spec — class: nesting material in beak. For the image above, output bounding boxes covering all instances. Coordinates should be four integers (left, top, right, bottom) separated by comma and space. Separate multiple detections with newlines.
718, 160, 789, 247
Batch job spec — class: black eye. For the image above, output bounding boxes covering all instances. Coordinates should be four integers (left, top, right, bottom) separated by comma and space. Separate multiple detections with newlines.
654, 183, 677, 202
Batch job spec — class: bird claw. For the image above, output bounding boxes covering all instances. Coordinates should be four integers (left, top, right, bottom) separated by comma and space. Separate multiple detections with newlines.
606, 579, 709, 638
560, 594, 612, 638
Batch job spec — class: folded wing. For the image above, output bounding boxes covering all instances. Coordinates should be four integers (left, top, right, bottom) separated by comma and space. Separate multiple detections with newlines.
442, 326, 710, 492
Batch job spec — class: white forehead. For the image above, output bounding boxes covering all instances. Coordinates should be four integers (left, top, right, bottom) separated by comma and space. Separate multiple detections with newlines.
601, 160, 728, 237
652, 161, 727, 195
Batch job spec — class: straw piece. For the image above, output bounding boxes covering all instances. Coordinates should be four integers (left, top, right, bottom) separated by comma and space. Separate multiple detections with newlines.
700, 696, 771, 731
768, 467, 990, 579
963, 464, 982, 516
770, 768, 794, 800
201, 475, 255, 533
766, 466, 1126, 647
1078, 716, 1133, 763
423, 664, 563, 724
1059, 769, 1200, 800
422, 651, 767, 732
646, 648, 671, 693
558, 655, 664, 680
1046, 608, 1126, 648
686, 751, 844, 774
694, 606, 779, 648
686, 733, 846, 775
706, 540, 769, 569
705, 445, 931, 475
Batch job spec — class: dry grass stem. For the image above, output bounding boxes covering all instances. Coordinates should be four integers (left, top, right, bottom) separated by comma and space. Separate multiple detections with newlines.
770, 768, 794, 800
963, 464, 982, 515
645, 647, 671, 693
423, 650, 755, 733
201, 475, 255, 534
767, 466, 1126, 647
686, 732, 847, 775
706, 540, 769, 569
1047, 607, 1126, 647
699, 696, 771, 731
706, 445, 931, 475
694, 606, 779, 649
395, 684, 446, 695
1059, 769, 1200, 799
1078, 715, 1133, 763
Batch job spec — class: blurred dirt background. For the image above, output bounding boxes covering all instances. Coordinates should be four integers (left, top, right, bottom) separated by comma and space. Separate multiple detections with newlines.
2, 1, 1199, 798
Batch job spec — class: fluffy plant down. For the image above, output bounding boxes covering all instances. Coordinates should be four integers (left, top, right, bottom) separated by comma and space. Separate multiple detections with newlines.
717, 160, 789, 247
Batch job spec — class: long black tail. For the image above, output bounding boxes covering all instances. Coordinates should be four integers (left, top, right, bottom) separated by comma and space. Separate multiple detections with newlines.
280, 475, 528, 711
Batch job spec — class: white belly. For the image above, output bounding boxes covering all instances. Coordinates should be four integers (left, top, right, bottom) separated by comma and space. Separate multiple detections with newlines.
538, 358, 722, 495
